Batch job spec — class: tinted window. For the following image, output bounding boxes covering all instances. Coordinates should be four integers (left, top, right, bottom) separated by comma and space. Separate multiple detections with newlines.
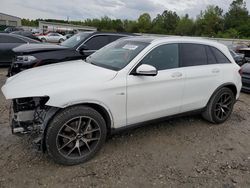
0, 35, 25, 43
206, 46, 217, 64
61, 32, 93, 48
140, 44, 179, 70
85, 35, 109, 50
180, 43, 207, 67
109, 35, 125, 42
210, 47, 231, 64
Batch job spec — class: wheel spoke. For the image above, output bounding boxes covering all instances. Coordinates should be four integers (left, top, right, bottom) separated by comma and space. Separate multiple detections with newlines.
65, 123, 77, 133
81, 138, 91, 151
67, 146, 76, 156
76, 117, 82, 133
86, 137, 100, 142
59, 138, 75, 150
83, 119, 92, 133
58, 134, 71, 140
84, 128, 100, 135
77, 146, 82, 156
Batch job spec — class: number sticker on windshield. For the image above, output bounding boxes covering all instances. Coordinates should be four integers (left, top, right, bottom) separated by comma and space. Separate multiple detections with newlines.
122, 44, 138, 50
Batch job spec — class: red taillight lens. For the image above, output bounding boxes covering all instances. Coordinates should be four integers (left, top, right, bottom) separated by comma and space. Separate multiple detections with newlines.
239, 68, 243, 76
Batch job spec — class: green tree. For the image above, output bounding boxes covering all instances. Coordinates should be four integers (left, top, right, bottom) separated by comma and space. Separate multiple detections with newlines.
225, 0, 249, 29
175, 14, 194, 36
161, 10, 180, 34
137, 13, 151, 33
195, 5, 224, 37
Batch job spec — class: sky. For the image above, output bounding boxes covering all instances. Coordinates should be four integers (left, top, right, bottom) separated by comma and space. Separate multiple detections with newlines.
1, 0, 250, 20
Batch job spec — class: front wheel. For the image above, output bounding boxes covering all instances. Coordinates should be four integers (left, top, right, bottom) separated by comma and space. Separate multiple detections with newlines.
59, 38, 64, 43
202, 87, 236, 124
41, 38, 46, 43
45, 106, 107, 165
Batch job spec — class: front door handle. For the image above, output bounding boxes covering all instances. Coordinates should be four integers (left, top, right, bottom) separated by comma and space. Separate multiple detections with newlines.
171, 72, 183, 78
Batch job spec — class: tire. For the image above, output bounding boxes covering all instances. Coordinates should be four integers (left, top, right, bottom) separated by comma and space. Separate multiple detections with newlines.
59, 38, 64, 43
41, 38, 46, 43
45, 106, 107, 165
202, 87, 235, 124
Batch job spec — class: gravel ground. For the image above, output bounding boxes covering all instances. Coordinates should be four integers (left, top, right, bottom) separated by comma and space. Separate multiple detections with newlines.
0, 68, 250, 188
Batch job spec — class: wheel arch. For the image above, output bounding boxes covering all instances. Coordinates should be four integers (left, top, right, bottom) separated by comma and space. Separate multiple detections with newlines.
206, 82, 238, 107
42, 102, 113, 152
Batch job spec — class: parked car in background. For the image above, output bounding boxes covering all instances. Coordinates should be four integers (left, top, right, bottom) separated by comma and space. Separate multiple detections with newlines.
0, 33, 39, 66
11, 31, 41, 42
8, 32, 136, 75
241, 63, 250, 93
239, 48, 250, 62
4, 27, 24, 33
38, 33, 66, 43
229, 49, 246, 66
2, 37, 242, 165
65, 33, 74, 39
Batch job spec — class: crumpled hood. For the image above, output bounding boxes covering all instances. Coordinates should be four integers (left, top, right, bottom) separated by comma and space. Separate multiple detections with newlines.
13, 43, 68, 53
1, 60, 117, 99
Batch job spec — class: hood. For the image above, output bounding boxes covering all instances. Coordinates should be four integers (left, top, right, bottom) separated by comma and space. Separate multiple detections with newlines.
13, 43, 69, 53
1, 60, 117, 99
242, 63, 250, 74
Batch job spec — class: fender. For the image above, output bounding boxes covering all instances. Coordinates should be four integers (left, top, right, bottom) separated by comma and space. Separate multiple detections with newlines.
41, 100, 114, 151
205, 82, 237, 107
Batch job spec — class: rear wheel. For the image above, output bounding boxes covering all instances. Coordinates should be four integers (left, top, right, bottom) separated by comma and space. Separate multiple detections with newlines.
59, 38, 64, 43
45, 106, 107, 165
202, 87, 235, 124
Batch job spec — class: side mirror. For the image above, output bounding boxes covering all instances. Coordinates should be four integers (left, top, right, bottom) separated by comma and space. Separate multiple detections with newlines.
79, 44, 89, 53
135, 64, 158, 76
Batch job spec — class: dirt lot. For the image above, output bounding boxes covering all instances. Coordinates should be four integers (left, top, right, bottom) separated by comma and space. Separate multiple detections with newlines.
0, 68, 250, 188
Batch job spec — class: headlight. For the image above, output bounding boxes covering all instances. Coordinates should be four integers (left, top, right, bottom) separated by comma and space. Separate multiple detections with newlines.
16, 55, 37, 63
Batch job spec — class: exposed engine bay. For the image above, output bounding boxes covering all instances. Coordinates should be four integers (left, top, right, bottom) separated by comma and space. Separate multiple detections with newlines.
10, 97, 52, 149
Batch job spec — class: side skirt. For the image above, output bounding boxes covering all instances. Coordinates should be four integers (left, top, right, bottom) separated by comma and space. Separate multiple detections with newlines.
111, 108, 205, 135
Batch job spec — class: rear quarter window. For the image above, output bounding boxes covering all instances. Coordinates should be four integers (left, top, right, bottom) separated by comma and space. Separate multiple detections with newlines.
210, 47, 231, 64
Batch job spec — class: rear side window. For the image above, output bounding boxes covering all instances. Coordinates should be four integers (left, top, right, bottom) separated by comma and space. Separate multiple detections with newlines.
180, 44, 207, 67
210, 47, 231, 64
140, 43, 179, 70
85, 35, 109, 50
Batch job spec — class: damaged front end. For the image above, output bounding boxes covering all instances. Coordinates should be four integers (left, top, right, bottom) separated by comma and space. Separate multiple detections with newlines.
10, 96, 55, 150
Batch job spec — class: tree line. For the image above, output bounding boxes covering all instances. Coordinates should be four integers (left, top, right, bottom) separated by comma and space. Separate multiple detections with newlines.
22, 0, 250, 39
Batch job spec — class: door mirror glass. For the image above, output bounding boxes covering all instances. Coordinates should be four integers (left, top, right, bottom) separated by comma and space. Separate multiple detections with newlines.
79, 44, 89, 53
136, 64, 158, 76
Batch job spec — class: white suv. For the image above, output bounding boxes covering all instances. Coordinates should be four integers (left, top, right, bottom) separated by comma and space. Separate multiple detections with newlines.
1, 37, 242, 165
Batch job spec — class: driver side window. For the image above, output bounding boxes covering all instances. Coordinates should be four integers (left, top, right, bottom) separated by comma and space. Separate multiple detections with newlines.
140, 44, 179, 70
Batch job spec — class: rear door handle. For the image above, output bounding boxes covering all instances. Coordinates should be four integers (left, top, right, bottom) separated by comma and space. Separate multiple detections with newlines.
171, 72, 183, 78
212, 68, 220, 73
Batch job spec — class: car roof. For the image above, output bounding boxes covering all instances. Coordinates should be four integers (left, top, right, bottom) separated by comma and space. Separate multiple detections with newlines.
121, 36, 227, 49
90, 31, 137, 37
0, 33, 39, 43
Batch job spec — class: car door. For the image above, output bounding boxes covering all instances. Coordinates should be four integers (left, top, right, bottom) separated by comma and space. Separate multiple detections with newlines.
179, 43, 224, 113
47, 33, 56, 42
53, 33, 61, 42
126, 43, 185, 125
83, 35, 110, 56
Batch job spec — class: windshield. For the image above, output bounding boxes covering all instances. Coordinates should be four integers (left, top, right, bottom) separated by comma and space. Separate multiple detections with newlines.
85, 39, 149, 71
61, 32, 93, 48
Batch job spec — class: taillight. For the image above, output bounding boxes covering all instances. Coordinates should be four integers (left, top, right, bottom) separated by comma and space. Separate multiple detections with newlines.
239, 68, 243, 76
